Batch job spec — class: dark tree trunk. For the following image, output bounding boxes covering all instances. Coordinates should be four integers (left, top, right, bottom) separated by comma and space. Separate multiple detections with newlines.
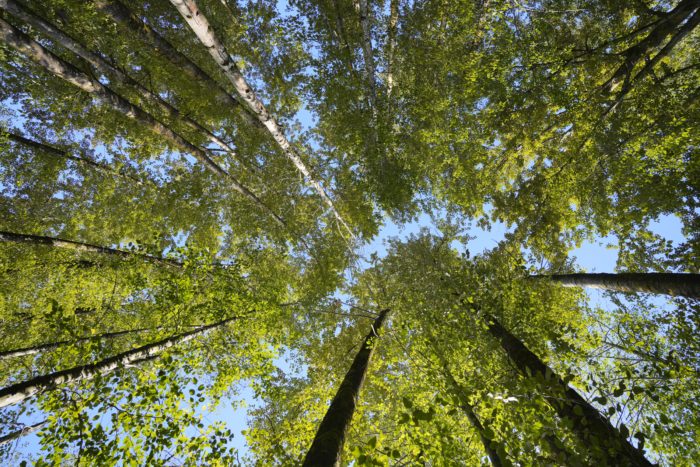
0, 230, 182, 268
444, 368, 504, 467
0, 316, 237, 408
427, 335, 505, 467
532, 272, 700, 299
91, 0, 258, 126
302, 309, 389, 467
6, 132, 147, 185
483, 312, 653, 467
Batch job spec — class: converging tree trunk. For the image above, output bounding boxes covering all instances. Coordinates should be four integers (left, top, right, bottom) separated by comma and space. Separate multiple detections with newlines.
0, 18, 285, 227
168, 0, 352, 237
302, 309, 390, 467
481, 310, 653, 467
0, 326, 165, 361
0, 230, 182, 268
6, 131, 147, 185
425, 333, 505, 466
0, 316, 238, 408
0, 0, 255, 173
442, 365, 504, 466
532, 272, 700, 299
91, 0, 257, 126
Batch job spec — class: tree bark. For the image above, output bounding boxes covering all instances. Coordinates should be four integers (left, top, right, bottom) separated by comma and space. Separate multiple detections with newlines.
6, 131, 147, 185
357, 0, 377, 107
302, 309, 389, 467
0, 326, 162, 361
0, 230, 182, 268
604, 0, 699, 92
0, 0, 255, 173
91, 0, 258, 126
0, 18, 285, 226
0, 420, 47, 447
441, 362, 504, 466
531, 272, 700, 299
386, 0, 398, 100
0, 316, 237, 408
168, 0, 352, 237
482, 311, 653, 466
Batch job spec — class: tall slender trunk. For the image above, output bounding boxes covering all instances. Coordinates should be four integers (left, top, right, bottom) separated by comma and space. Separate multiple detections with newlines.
0, 230, 182, 268
0, 18, 285, 226
357, 0, 377, 107
91, 0, 258, 126
386, 0, 398, 101
531, 272, 700, 299
481, 311, 652, 466
302, 309, 389, 467
0, 421, 47, 447
0, 0, 256, 173
436, 354, 504, 466
168, 0, 352, 237
6, 131, 147, 185
0, 316, 237, 408
0, 326, 163, 361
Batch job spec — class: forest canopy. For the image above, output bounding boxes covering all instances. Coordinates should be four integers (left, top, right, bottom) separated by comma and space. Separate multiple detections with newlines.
0, 0, 698, 465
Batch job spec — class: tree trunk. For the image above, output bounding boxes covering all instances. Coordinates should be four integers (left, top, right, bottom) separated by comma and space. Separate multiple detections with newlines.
0, 18, 284, 227
358, 0, 377, 106
442, 365, 504, 466
482, 311, 652, 467
302, 309, 389, 467
386, 0, 398, 100
0, 326, 163, 361
0, 316, 237, 408
531, 272, 700, 299
0, 421, 47, 447
91, 0, 258, 126
0, 230, 182, 268
0, 0, 257, 173
604, 0, 699, 92
168, 0, 352, 237
6, 131, 147, 185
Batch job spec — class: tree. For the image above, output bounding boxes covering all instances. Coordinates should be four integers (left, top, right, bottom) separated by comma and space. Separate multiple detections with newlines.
531, 272, 700, 299
0, 0, 698, 463
303, 309, 389, 466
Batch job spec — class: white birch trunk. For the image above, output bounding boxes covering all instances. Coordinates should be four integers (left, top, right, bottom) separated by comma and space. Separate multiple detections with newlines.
0, 317, 237, 408
0, 0, 257, 173
0, 18, 284, 226
168, 0, 352, 237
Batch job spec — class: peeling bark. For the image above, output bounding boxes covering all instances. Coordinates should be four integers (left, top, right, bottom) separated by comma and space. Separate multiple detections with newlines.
91, 0, 259, 127
0, 421, 47, 447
